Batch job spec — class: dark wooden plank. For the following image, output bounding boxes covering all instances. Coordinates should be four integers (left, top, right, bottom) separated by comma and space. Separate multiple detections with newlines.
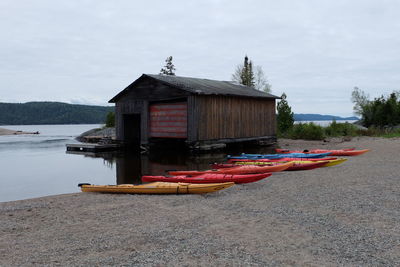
187, 96, 195, 142
141, 100, 149, 144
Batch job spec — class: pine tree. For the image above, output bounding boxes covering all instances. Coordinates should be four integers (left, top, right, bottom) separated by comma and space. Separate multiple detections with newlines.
238, 56, 255, 87
239, 56, 248, 86
160, 56, 176, 75
277, 93, 294, 134
232, 56, 271, 91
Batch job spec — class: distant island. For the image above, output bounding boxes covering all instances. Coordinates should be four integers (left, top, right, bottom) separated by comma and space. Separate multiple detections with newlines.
0, 127, 40, 135
0, 102, 113, 125
294, 114, 358, 121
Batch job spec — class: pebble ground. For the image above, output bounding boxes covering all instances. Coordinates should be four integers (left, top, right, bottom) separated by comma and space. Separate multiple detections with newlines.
1, 137, 399, 266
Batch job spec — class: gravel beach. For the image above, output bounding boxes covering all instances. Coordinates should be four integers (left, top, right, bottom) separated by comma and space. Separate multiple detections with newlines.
1, 137, 399, 266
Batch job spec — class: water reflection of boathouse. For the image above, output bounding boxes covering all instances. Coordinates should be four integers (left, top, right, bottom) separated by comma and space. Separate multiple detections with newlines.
80, 147, 276, 185
109, 74, 280, 150
114, 152, 227, 184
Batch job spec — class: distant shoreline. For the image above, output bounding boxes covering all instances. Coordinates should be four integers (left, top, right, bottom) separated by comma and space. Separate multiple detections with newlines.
0, 127, 39, 136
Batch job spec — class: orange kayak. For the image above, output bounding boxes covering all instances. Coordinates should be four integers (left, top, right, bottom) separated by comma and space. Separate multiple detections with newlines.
168, 162, 293, 175
78, 182, 234, 194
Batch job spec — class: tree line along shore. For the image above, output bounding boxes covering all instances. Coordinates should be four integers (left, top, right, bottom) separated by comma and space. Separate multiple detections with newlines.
0, 102, 113, 125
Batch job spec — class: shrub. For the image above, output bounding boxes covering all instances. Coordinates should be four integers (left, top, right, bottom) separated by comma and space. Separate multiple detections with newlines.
324, 121, 358, 137
105, 111, 115, 127
287, 123, 325, 140
281, 121, 400, 140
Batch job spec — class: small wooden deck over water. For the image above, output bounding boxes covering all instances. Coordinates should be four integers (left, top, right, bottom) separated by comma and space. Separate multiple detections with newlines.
66, 143, 123, 153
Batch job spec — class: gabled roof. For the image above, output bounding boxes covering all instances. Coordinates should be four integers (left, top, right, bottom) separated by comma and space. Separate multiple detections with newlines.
109, 74, 280, 102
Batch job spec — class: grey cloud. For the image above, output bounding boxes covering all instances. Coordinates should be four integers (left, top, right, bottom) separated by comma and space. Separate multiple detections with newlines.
1, 0, 399, 116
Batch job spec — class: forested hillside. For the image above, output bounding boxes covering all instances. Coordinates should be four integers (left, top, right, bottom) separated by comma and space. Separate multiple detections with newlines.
0, 102, 114, 125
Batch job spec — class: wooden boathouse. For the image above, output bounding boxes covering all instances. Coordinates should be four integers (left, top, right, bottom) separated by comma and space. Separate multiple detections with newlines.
109, 74, 280, 150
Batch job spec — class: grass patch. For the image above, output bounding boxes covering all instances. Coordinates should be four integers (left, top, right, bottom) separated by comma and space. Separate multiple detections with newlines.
381, 132, 400, 138
355, 126, 400, 137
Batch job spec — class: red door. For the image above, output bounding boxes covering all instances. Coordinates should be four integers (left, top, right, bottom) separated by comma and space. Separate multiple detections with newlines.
149, 103, 187, 138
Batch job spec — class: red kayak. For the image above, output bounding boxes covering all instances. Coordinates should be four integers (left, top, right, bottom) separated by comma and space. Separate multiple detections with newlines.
168, 162, 293, 176
142, 173, 272, 184
212, 161, 327, 171
276, 148, 355, 153
227, 157, 337, 163
275, 148, 369, 156
286, 161, 327, 171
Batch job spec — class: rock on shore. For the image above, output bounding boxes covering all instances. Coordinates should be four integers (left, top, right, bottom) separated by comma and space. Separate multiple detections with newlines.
75, 127, 116, 142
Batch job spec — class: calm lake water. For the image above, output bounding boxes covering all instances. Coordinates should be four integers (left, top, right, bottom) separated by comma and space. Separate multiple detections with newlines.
0, 124, 278, 202
1, 120, 353, 202
0, 125, 109, 202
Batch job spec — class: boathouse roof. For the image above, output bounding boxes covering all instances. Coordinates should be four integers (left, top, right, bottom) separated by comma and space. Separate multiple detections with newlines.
109, 74, 280, 103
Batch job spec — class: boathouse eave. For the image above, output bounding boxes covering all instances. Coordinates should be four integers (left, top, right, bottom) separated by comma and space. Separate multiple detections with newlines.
109, 74, 194, 103
109, 74, 281, 103
109, 74, 148, 103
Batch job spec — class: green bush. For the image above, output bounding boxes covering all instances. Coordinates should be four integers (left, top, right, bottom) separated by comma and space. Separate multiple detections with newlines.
287, 123, 325, 140
324, 121, 358, 137
355, 126, 379, 136
105, 111, 115, 127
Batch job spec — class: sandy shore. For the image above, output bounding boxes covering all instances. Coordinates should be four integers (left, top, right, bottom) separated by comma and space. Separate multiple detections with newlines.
0, 127, 39, 135
1, 137, 400, 266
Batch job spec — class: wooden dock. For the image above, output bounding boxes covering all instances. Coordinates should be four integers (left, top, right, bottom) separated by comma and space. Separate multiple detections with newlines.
66, 143, 123, 153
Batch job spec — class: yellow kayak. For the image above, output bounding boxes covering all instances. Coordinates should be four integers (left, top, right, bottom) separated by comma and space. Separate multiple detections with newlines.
319, 158, 347, 167
78, 182, 234, 194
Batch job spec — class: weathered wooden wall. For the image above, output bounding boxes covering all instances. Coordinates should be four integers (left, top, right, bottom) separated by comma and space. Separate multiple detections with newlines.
192, 95, 276, 141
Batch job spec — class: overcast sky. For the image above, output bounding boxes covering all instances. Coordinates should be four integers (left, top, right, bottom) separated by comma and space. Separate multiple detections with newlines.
1, 0, 399, 116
